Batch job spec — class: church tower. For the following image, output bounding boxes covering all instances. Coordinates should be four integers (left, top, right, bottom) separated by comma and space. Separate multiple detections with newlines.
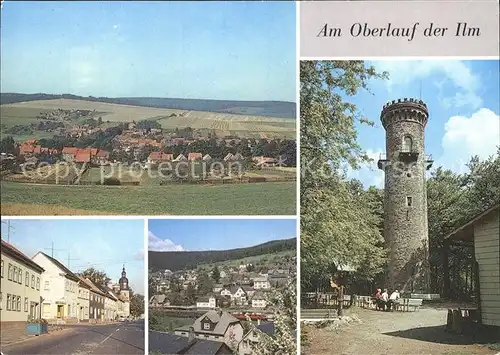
377, 98, 433, 294
118, 265, 131, 316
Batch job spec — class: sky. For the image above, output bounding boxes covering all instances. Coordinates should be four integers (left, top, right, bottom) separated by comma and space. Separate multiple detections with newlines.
0, 1, 296, 102
148, 219, 297, 251
0, 219, 145, 294
344, 60, 499, 188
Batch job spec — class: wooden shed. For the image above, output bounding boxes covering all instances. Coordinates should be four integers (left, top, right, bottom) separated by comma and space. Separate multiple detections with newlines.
444, 204, 499, 328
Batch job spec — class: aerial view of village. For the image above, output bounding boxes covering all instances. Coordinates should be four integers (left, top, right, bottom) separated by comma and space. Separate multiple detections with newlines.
0, 1, 297, 216
148, 219, 297, 355
300, 60, 499, 354
0, 219, 146, 354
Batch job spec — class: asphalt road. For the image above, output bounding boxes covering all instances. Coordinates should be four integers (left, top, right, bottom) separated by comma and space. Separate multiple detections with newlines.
2, 320, 145, 355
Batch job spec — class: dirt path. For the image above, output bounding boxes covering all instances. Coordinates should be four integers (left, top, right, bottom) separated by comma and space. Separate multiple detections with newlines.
302, 308, 497, 355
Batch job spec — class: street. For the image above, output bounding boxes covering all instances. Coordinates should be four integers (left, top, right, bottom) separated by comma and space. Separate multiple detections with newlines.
2, 321, 145, 355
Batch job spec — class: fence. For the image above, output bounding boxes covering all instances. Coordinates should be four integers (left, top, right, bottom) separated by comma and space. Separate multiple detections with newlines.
301, 292, 352, 309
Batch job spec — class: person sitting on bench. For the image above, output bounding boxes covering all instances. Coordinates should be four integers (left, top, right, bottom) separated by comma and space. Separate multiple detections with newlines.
374, 288, 382, 310
379, 289, 389, 311
388, 290, 400, 311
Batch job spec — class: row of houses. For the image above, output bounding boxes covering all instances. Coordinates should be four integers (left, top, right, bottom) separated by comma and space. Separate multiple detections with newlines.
61, 147, 110, 165
0, 239, 130, 328
147, 152, 245, 165
18, 141, 111, 165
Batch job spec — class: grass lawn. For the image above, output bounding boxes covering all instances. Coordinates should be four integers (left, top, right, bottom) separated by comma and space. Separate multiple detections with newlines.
149, 313, 194, 332
0, 181, 296, 215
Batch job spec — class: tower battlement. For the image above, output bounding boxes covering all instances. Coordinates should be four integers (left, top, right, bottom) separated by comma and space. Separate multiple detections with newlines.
381, 98, 429, 129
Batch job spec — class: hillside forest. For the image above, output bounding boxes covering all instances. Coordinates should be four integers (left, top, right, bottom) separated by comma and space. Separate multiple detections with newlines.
149, 238, 296, 272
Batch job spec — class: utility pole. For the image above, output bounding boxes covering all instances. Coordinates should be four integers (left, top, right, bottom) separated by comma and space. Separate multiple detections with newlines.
1, 220, 15, 243
67, 252, 80, 269
44, 241, 64, 258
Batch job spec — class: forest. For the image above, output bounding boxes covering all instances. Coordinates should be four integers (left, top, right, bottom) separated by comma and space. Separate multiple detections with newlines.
149, 238, 296, 271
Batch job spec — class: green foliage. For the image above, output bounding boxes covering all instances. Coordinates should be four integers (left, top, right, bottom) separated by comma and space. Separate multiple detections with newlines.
300, 61, 389, 289
250, 279, 297, 355
211, 265, 221, 283
427, 150, 500, 296
130, 293, 145, 317
197, 273, 214, 295
136, 119, 162, 131
78, 268, 111, 288
0, 136, 17, 154
148, 311, 193, 332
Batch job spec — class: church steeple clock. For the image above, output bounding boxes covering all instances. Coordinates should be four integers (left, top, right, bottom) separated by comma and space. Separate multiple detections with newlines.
119, 265, 129, 291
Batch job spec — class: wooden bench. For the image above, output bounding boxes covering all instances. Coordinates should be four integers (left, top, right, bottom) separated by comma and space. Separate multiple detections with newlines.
396, 298, 423, 312
357, 296, 375, 309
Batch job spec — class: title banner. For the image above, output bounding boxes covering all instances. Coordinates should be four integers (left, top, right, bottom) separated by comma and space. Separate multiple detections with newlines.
300, 1, 499, 57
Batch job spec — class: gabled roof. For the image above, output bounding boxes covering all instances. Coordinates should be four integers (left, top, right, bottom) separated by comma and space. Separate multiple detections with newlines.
229, 286, 246, 295
148, 152, 174, 161
174, 154, 187, 161
188, 152, 202, 161
62, 147, 78, 154
149, 331, 231, 355
81, 277, 108, 297
251, 291, 267, 301
257, 322, 275, 337
77, 275, 92, 290
197, 295, 215, 303
96, 150, 110, 158
1, 240, 45, 273
193, 310, 240, 335
35, 252, 79, 282
151, 294, 167, 303
445, 204, 499, 242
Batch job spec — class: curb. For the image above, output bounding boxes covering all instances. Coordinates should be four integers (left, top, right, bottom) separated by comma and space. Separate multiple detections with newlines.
1, 327, 73, 349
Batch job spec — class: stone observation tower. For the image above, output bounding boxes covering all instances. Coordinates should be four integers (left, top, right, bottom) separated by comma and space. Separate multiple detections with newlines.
377, 98, 433, 294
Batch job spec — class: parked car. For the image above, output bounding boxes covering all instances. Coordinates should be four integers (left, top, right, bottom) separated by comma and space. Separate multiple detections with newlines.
118, 317, 126, 322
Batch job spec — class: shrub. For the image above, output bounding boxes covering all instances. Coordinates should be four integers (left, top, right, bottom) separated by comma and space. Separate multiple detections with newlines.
103, 177, 121, 185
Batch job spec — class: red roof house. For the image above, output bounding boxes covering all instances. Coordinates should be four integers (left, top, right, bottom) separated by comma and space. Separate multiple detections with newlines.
188, 152, 203, 161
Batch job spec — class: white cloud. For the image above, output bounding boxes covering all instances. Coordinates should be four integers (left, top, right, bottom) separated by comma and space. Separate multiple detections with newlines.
437, 108, 499, 173
372, 60, 482, 110
148, 231, 184, 252
113, 24, 119, 30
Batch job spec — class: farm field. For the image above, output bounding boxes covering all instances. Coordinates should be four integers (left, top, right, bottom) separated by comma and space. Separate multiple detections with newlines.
1, 99, 296, 139
0, 181, 296, 215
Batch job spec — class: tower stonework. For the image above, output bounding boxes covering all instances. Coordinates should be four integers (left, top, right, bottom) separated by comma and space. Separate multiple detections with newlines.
378, 98, 433, 294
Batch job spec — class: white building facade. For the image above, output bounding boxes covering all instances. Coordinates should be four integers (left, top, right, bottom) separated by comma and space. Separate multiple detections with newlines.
32, 252, 79, 321
1, 240, 44, 323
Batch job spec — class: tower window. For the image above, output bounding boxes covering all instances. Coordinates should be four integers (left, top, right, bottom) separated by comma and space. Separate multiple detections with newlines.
406, 196, 413, 207
402, 136, 413, 152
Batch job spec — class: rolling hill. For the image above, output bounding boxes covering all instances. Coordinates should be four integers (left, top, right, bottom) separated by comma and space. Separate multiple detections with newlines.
149, 238, 296, 271
0, 93, 296, 119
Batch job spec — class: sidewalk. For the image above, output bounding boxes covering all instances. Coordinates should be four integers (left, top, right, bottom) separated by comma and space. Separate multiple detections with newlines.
0, 324, 68, 347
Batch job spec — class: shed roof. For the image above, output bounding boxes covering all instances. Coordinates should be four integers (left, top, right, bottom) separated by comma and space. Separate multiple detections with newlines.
445, 204, 499, 242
